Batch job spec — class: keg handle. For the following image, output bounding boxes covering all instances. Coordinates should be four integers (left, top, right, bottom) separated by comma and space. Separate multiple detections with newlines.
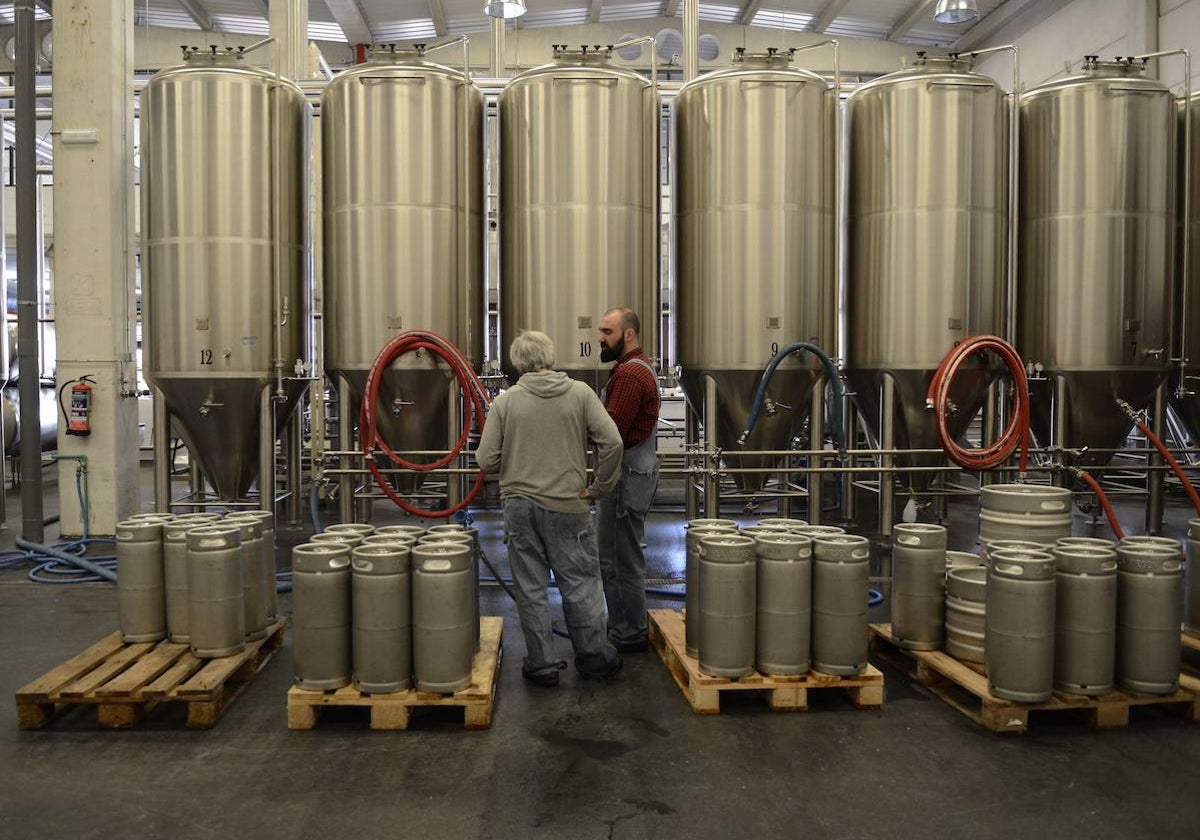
994, 562, 1024, 575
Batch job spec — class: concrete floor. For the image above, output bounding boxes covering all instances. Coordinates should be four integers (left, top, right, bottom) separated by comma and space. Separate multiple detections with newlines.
2, 467, 1199, 839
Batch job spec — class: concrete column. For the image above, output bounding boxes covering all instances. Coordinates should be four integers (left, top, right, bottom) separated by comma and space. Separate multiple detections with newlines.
270, 0, 309, 82
51, 0, 140, 535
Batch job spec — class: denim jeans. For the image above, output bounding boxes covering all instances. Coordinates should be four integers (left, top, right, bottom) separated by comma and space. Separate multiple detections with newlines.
598, 435, 658, 645
503, 496, 619, 678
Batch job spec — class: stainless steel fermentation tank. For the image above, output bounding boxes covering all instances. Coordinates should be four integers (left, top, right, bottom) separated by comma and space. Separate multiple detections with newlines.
1173, 91, 1199, 444
142, 49, 310, 502
676, 49, 836, 495
499, 46, 658, 386
322, 47, 484, 489
845, 53, 1008, 492
1018, 56, 1176, 469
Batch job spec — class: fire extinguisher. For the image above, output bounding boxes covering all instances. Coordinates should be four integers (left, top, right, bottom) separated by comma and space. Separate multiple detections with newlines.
59, 375, 97, 437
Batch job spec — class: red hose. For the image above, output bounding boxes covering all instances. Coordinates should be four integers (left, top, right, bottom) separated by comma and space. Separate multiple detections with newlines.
358, 330, 490, 519
1076, 470, 1127, 541
927, 335, 1031, 473
1133, 417, 1200, 517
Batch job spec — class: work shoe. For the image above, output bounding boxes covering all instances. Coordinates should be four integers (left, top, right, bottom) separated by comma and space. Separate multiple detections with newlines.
578, 656, 624, 681
610, 637, 649, 654
523, 661, 567, 687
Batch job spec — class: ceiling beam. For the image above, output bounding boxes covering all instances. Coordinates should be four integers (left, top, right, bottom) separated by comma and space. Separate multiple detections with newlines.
738, 0, 762, 26
887, 0, 936, 41
664, 0, 681, 19
427, 0, 448, 37
589, 0, 603, 24
34, 0, 51, 14
810, 0, 850, 33
177, 0, 212, 31
324, 0, 373, 44
956, 0, 1073, 51
246, 0, 269, 16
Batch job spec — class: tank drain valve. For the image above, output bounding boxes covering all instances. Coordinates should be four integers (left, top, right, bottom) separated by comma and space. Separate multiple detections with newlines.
390, 397, 415, 416
761, 396, 790, 417
199, 401, 225, 417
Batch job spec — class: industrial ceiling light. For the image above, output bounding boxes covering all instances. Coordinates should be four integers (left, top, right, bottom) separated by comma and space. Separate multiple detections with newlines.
484, 0, 527, 19
933, 0, 978, 24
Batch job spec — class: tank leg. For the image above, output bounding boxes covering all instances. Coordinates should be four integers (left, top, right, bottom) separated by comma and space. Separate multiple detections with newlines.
879, 374, 896, 537
1146, 382, 1167, 535
446, 379, 464, 511
189, 461, 204, 509
337, 377, 355, 526
980, 382, 999, 489
153, 388, 171, 513
1053, 374, 1069, 488
685, 404, 699, 521
842, 399, 857, 521
285, 407, 302, 524
703, 375, 719, 519
809, 378, 825, 526
259, 387, 276, 510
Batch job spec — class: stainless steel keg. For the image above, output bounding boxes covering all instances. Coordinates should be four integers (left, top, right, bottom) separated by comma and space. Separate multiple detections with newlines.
115, 519, 168, 643
324, 522, 377, 538
945, 565, 987, 662
755, 533, 813, 675
979, 484, 1072, 548
1187, 520, 1200, 639
946, 550, 982, 570
228, 510, 277, 622
162, 519, 210, 642
980, 539, 1046, 562
793, 524, 846, 539
740, 524, 793, 540
811, 533, 871, 676
986, 548, 1056, 703
420, 526, 481, 649
292, 542, 353, 690
1116, 540, 1183, 695
309, 531, 366, 549
684, 520, 739, 657
891, 523, 947, 651
361, 532, 420, 548
1053, 543, 1117, 696
224, 517, 267, 641
757, 518, 810, 531
412, 542, 475, 694
352, 544, 413, 694
375, 524, 427, 538
186, 525, 246, 658
698, 533, 757, 678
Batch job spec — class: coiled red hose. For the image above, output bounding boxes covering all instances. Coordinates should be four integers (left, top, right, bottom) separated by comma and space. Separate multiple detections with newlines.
1132, 416, 1200, 517
927, 334, 1031, 473
1075, 469, 1127, 541
358, 330, 490, 519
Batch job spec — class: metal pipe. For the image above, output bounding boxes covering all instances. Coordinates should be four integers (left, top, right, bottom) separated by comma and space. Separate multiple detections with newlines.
337, 377, 355, 524
489, 18, 504, 78
685, 399, 699, 520
842, 399, 856, 519
153, 388, 171, 512
1131, 49, 1193, 396
612, 37, 658, 91
286, 406, 302, 524
1053, 374, 1068, 487
15, 0, 41, 543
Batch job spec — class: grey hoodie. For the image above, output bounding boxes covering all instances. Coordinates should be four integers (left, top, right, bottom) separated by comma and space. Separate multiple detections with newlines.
475, 370, 623, 514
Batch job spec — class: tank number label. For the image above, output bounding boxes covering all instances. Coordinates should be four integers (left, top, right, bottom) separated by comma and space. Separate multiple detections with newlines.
200, 349, 214, 365
579, 341, 592, 358
771, 342, 779, 356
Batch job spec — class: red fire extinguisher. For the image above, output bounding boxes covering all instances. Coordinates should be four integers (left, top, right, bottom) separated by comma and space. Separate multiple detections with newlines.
60, 375, 96, 437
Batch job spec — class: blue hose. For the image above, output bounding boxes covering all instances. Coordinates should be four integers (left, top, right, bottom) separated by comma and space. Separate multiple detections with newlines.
740, 341, 845, 454
868, 587, 883, 607
16, 536, 117, 582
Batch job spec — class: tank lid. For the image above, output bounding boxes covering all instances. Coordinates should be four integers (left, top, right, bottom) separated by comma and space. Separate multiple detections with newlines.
551, 44, 615, 64
1081, 54, 1147, 77
364, 43, 429, 64
181, 45, 249, 66
731, 47, 796, 70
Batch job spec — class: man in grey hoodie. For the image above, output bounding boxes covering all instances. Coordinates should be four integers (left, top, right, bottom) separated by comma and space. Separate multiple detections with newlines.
475, 330, 625, 685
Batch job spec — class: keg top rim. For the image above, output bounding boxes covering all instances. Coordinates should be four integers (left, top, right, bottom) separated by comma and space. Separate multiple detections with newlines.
353, 543, 411, 557
295, 541, 351, 556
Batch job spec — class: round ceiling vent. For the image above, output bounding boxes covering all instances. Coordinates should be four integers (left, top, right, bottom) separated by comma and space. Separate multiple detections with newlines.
698, 33, 720, 61
615, 34, 642, 61
655, 28, 683, 62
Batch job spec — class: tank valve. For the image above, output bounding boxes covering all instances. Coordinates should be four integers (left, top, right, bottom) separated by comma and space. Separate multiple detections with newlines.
390, 397, 415, 416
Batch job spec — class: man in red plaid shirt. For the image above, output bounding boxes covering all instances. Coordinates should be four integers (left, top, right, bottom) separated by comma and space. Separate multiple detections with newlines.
596, 307, 660, 652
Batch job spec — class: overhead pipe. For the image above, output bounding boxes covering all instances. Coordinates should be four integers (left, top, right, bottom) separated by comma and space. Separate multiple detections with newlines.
682, 0, 698, 81
15, 0, 42, 543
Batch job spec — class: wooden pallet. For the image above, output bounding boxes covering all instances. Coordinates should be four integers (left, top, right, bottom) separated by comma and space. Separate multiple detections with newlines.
869, 623, 1200, 734
647, 609, 884, 715
16, 619, 286, 730
1184, 631, 1200, 655
287, 616, 503, 731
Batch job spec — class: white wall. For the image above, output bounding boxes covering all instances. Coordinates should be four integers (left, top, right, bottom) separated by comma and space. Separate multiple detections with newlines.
975, 0, 1199, 93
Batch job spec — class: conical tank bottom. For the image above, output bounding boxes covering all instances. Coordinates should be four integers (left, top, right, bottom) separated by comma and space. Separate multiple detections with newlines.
1028, 371, 1165, 469
679, 368, 817, 494
338, 367, 454, 496
150, 375, 307, 502
844, 366, 996, 491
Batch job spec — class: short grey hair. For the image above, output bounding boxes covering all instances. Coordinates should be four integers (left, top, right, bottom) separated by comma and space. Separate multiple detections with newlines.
510, 330, 557, 374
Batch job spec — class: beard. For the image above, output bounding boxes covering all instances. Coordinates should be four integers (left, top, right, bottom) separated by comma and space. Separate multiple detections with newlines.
599, 335, 625, 363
